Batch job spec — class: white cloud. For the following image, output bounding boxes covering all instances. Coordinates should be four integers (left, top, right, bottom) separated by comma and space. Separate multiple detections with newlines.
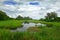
0, 0, 60, 19
18, 5, 41, 11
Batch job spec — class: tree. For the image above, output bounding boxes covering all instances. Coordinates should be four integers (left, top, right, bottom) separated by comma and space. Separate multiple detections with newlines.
16, 16, 32, 20
0, 11, 9, 20
39, 18, 44, 21
54, 17, 60, 21
45, 12, 57, 21
50, 12, 57, 18
23, 17, 32, 20
16, 15, 23, 20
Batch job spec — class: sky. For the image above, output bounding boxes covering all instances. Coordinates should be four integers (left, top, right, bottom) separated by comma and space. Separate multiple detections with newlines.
0, 0, 60, 19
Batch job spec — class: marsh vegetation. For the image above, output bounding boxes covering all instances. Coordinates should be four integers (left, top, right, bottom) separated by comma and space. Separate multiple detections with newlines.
0, 11, 60, 40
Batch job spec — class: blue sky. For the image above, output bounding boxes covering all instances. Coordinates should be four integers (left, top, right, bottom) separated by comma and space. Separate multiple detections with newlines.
3, 1, 17, 5
29, 1, 39, 5
0, 0, 60, 19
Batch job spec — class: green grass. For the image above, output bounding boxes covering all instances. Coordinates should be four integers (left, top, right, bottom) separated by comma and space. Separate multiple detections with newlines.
23, 21, 60, 40
0, 20, 60, 40
0, 29, 24, 40
27, 20, 41, 23
0, 20, 23, 29
0, 20, 42, 29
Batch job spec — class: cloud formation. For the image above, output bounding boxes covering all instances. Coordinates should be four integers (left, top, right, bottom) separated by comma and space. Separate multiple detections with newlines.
0, 0, 60, 19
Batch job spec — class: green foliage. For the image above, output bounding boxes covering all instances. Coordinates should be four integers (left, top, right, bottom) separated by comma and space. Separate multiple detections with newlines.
16, 15, 32, 20
46, 12, 57, 19
0, 29, 24, 40
0, 11, 9, 20
23, 17, 32, 20
0, 21, 60, 40
54, 17, 60, 22
0, 11, 32, 20
46, 23, 53, 27
0, 20, 23, 29
0, 10, 60, 40
16, 15, 23, 20
24, 20, 29, 23
45, 12, 58, 22
39, 18, 45, 21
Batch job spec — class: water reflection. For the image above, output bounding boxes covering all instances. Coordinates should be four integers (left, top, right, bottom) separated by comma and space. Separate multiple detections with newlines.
11, 23, 46, 32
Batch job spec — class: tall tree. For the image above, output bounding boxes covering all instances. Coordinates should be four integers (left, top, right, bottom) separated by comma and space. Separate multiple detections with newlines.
0, 11, 9, 20
46, 12, 57, 19
50, 12, 57, 18
16, 15, 23, 20
45, 12, 57, 21
23, 17, 32, 20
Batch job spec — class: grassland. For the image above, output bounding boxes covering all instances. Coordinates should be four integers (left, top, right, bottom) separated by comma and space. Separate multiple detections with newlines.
26, 22, 60, 40
0, 20, 41, 29
0, 20, 24, 29
0, 20, 60, 40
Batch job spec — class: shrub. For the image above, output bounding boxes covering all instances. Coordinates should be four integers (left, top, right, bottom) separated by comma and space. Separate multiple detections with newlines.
46, 23, 53, 27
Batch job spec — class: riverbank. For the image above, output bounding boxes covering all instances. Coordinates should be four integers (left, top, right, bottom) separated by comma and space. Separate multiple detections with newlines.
0, 20, 60, 40
0, 20, 41, 29
25, 22, 60, 40
0, 20, 23, 29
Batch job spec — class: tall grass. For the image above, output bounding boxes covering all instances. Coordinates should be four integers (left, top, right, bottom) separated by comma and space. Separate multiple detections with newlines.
0, 20, 60, 40
0, 20, 23, 29
0, 29, 24, 40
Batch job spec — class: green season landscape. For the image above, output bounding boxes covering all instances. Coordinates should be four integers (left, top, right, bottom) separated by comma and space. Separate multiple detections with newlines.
0, 10, 60, 40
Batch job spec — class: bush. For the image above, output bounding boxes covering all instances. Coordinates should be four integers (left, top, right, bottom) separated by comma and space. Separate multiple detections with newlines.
46, 23, 53, 27
24, 20, 29, 23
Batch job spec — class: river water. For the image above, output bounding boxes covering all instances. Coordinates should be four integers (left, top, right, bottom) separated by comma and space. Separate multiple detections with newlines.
11, 23, 46, 32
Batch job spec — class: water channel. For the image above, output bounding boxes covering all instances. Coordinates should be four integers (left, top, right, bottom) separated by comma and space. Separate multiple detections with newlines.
11, 23, 46, 32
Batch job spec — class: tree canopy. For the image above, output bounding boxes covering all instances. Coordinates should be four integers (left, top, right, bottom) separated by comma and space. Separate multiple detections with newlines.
0, 11, 9, 20
16, 15, 32, 20
45, 12, 60, 22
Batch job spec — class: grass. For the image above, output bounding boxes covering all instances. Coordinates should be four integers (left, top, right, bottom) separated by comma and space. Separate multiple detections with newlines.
0, 20, 41, 29
0, 20, 60, 40
0, 20, 23, 29
0, 29, 24, 40
23, 21, 60, 40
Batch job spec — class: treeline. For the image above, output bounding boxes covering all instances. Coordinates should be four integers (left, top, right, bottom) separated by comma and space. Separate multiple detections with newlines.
0, 11, 10, 20
0, 10, 60, 22
16, 15, 32, 20
40, 12, 60, 22
0, 11, 32, 20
